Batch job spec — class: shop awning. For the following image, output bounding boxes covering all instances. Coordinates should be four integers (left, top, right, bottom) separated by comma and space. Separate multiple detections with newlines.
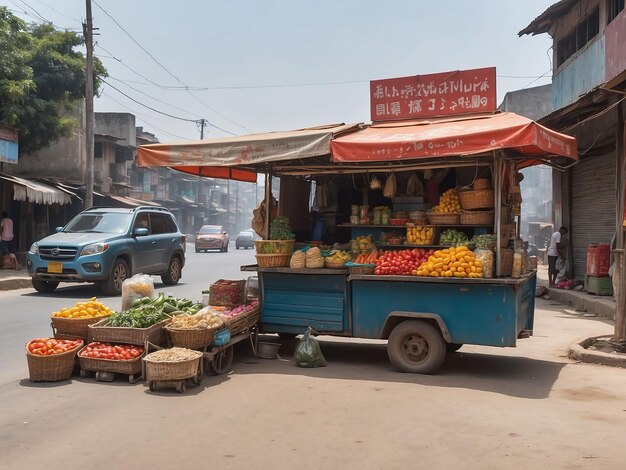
108, 195, 161, 207
330, 112, 578, 166
136, 123, 361, 182
0, 173, 72, 205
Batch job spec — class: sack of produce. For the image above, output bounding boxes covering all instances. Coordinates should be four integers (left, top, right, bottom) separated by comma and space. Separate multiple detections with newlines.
406, 173, 424, 197
305, 247, 324, 269
474, 248, 494, 278
121, 274, 155, 311
290, 250, 306, 268
294, 328, 326, 368
383, 173, 397, 198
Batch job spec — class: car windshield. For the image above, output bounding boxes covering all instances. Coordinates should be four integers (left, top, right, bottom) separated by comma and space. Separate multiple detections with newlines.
238, 232, 253, 237
63, 212, 132, 234
199, 226, 222, 234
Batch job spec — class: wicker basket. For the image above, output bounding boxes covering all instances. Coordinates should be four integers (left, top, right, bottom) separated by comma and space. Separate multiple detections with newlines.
460, 210, 494, 226
226, 306, 261, 334
254, 240, 295, 255
51, 315, 110, 340
78, 348, 143, 375
473, 178, 491, 190
88, 319, 168, 346
427, 212, 460, 225
324, 259, 346, 269
459, 189, 494, 210
26, 341, 83, 382
348, 264, 376, 275
500, 223, 517, 247
256, 253, 291, 268
144, 352, 203, 381
500, 248, 514, 276
165, 325, 221, 349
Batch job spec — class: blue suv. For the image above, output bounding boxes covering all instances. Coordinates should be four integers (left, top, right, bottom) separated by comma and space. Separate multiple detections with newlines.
27, 206, 186, 295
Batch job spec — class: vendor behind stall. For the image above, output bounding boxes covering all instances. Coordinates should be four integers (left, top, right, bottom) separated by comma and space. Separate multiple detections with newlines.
424, 168, 455, 204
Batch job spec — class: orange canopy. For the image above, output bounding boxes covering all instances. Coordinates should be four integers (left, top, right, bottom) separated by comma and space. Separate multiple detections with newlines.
331, 112, 577, 165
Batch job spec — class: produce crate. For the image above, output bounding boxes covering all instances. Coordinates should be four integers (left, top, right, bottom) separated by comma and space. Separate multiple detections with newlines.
256, 253, 291, 267
209, 279, 246, 307
226, 306, 261, 334
88, 319, 168, 346
165, 325, 221, 350
26, 341, 83, 382
348, 264, 376, 275
78, 348, 143, 377
51, 315, 110, 340
143, 352, 203, 381
472, 178, 491, 190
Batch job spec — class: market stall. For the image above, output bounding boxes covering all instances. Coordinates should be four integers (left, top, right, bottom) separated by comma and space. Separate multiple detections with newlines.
135, 69, 578, 374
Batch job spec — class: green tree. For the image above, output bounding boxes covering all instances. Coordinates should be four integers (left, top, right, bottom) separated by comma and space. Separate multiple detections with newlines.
0, 7, 106, 155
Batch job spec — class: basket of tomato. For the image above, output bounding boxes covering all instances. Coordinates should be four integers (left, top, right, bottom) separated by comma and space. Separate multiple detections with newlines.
26, 338, 83, 382
78, 342, 144, 377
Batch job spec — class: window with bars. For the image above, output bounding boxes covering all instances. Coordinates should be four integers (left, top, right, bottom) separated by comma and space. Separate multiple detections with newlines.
556, 7, 600, 67
608, 0, 625, 23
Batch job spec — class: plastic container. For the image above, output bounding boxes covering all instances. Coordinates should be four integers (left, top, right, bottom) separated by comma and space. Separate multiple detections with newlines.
350, 215, 360, 225
351, 205, 360, 216
381, 209, 391, 225
512, 252, 523, 278
586, 244, 610, 276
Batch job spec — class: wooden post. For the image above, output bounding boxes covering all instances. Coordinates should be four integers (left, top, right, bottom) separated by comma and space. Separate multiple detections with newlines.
615, 103, 625, 341
494, 153, 502, 277
263, 170, 272, 240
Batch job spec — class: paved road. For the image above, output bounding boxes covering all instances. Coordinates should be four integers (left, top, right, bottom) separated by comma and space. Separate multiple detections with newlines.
1, 247, 626, 469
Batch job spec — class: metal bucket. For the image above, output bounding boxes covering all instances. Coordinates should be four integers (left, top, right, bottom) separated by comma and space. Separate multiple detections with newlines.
257, 342, 280, 359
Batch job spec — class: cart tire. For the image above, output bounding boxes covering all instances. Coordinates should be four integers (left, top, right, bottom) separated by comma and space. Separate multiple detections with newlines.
79, 369, 88, 378
446, 343, 463, 352
209, 345, 234, 375
387, 320, 446, 374
177, 381, 186, 393
96, 371, 115, 382
128, 374, 135, 383
149, 381, 155, 392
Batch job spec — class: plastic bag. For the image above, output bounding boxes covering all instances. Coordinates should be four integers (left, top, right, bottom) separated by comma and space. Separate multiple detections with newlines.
121, 274, 155, 311
290, 250, 306, 268
305, 247, 324, 269
383, 174, 397, 199
474, 248, 494, 278
406, 173, 424, 197
294, 328, 326, 368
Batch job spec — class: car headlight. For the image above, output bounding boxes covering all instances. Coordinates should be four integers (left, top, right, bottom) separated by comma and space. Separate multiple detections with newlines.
80, 243, 109, 256
29, 243, 39, 254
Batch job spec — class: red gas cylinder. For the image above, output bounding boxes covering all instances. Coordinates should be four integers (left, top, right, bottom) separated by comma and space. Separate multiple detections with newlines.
586, 244, 611, 276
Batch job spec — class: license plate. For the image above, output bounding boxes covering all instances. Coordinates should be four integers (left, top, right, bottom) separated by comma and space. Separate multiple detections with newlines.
47, 261, 63, 274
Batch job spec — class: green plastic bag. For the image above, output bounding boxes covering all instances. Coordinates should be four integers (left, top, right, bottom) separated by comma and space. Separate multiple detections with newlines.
294, 328, 326, 368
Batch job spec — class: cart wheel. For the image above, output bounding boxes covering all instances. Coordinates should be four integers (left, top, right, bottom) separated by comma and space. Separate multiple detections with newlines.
209, 345, 234, 375
149, 381, 156, 392
128, 374, 135, 383
191, 366, 202, 386
79, 369, 88, 378
177, 381, 186, 393
387, 320, 446, 374
446, 343, 463, 352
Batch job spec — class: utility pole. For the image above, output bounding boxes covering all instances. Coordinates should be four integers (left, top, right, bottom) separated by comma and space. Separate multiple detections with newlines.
196, 119, 206, 225
83, 0, 95, 209
199, 119, 206, 140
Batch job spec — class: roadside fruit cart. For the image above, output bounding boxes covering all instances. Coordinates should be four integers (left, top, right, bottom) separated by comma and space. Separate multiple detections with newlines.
136, 70, 578, 374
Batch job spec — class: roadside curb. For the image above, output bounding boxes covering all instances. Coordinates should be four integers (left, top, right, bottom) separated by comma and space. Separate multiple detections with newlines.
567, 335, 626, 368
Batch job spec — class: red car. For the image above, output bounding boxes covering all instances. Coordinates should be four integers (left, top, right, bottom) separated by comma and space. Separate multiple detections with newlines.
195, 225, 229, 252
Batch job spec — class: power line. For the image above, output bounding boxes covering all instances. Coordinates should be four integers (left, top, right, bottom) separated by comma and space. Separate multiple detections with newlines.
16, 0, 47, 22
102, 92, 193, 141
108, 75, 205, 120
102, 79, 199, 123
30, 0, 81, 24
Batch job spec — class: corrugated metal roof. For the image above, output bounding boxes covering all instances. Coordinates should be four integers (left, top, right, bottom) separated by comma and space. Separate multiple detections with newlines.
519, 0, 578, 36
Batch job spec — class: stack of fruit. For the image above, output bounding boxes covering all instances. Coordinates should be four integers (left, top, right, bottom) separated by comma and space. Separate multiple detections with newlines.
325, 250, 352, 267
431, 189, 461, 213
415, 246, 483, 278
374, 249, 435, 275
406, 226, 435, 245
51, 298, 112, 319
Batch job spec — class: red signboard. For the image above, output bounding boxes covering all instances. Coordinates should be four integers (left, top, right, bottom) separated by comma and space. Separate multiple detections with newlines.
370, 67, 497, 122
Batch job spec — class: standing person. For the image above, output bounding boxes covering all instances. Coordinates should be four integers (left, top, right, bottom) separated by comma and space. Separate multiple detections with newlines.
0, 211, 20, 270
547, 226, 567, 287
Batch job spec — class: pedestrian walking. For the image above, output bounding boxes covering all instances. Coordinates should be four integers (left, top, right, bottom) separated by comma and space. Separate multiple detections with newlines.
1, 211, 20, 270
547, 226, 567, 287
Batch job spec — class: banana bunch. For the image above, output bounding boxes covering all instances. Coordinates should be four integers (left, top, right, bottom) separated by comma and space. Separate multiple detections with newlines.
326, 250, 352, 263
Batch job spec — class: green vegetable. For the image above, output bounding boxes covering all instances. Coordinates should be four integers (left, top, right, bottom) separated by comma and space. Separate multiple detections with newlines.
162, 302, 179, 314
269, 216, 295, 240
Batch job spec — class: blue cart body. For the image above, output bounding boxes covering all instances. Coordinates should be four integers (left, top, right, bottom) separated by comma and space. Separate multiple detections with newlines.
259, 268, 536, 348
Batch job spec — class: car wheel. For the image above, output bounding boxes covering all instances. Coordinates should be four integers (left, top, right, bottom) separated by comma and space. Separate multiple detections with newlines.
387, 320, 446, 374
101, 258, 129, 295
161, 256, 182, 285
32, 279, 59, 293
223, 243, 229, 253
195, 247, 200, 253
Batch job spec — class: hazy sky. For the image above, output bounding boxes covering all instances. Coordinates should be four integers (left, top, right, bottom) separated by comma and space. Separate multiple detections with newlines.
2, 0, 557, 142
